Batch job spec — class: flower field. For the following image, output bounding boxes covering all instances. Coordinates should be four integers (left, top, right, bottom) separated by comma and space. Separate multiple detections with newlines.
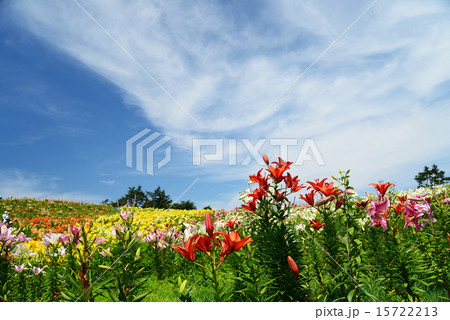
0, 157, 449, 302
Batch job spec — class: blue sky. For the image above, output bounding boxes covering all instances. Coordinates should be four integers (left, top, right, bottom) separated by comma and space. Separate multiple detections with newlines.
1, 0, 450, 209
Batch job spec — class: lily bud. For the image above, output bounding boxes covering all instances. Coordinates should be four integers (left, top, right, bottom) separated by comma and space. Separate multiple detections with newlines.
262, 154, 270, 165
287, 256, 299, 277
205, 212, 214, 237
315, 195, 334, 206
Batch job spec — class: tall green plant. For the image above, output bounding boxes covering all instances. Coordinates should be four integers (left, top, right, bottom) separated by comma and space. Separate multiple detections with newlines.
241, 155, 305, 301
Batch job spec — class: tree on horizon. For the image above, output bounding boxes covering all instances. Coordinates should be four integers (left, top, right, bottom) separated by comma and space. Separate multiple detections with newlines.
414, 164, 450, 187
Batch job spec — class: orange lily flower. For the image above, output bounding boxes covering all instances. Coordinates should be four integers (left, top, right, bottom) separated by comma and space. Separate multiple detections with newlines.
225, 220, 239, 229
369, 182, 395, 197
310, 219, 326, 230
307, 178, 328, 191
299, 190, 316, 206
267, 164, 287, 183
196, 235, 212, 253
172, 235, 199, 262
216, 231, 253, 260
317, 182, 342, 197
242, 198, 257, 211
249, 169, 269, 191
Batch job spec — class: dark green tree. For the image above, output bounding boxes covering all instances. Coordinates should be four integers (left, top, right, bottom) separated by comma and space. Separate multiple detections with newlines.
117, 185, 148, 207
414, 164, 450, 187
171, 200, 196, 210
145, 186, 172, 209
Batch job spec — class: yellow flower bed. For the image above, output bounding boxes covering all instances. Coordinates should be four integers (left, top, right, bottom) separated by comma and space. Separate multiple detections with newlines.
91, 207, 210, 238
24, 240, 47, 255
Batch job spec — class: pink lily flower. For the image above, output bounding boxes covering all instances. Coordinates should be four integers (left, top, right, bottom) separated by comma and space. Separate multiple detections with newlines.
99, 247, 111, 257
366, 198, 390, 216
14, 264, 25, 273
32, 267, 44, 275
120, 209, 132, 221
16, 232, 31, 244
367, 198, 390, 231
0, 224, 13, 245
58, 234, 70, 245
404, 202, 425, 230
94, 237, 106, 245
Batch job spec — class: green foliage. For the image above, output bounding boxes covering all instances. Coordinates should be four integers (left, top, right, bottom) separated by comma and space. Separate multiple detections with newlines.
247, 166, 305, 301
171, 200, 197, 210
415, 164, 450, 187
145, 186, 173, 209
115, 185, 197, 209
1, 179, 449, 302
97, 211, 151, 302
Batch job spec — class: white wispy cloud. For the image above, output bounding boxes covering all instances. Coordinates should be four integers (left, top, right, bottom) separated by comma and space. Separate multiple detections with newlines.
100, 179, 116, 185
8, 0, 450, 205
0, 170, 104, 203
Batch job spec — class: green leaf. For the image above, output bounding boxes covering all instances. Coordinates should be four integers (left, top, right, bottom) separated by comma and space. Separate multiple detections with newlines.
108, 290, 119, 302
96, 275, 115, 288
132, 290, 152, 302
133, 266, 145, 279
265, 290, 280, 302
260, 286, 267, 295
347, 289, 355, 302
98, 265, 114, 270
348, 227, 354, 236
61, 291, 77, 301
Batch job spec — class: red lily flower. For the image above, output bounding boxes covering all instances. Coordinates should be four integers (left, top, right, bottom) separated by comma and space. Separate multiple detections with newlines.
242, 198, 257, 211
249, 188, 267, 201
276, 191, 286, 200
393, 203, 405, 215
262, 154, 270, 165
355, 200, 369, 208
216, 231, 253, 260
271, 157, 293, 169
267, 164, 287, 183
172, 235, 200, 262
196, 235, 212, 253
397, 195, 407, 203
335, 196, 344, 209
317, 182, 342, 197
307, 178, 328, 191
285, 173, 305, 193
299, 190, 316, 206
310, 219, 326, 230
284, 172, 294, 188
369, 182, 395, 197
249, 169, 269, 191
225, 220, 239, 229
287, 256, 299, 277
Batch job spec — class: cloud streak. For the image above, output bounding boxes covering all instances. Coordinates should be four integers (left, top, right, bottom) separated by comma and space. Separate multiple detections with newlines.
7, 0, 450, 207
